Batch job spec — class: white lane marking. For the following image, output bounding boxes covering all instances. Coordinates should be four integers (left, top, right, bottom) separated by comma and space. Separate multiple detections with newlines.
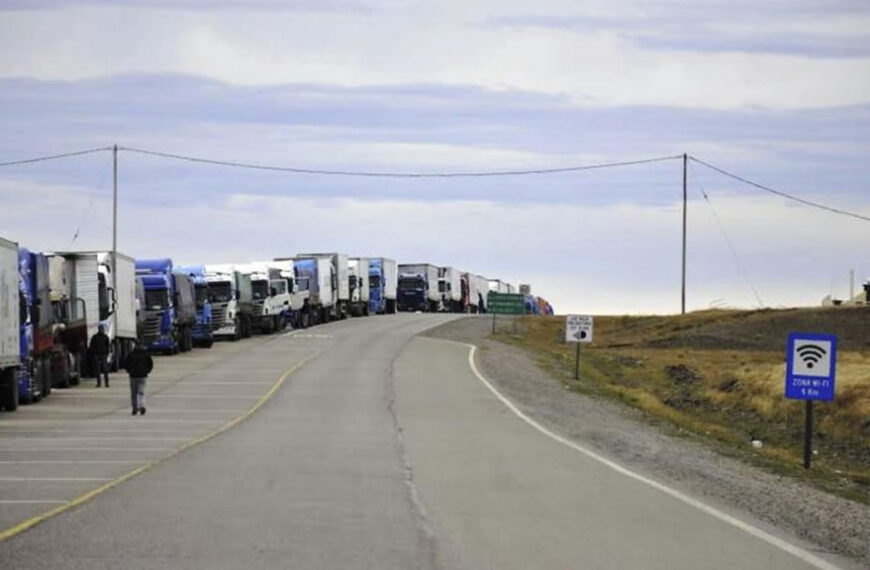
282, 330, 302, 338
156, 381, 273, 386
0, 478, 113, 482
0, 500, 68, 505
460, 343, 844, 570
0, 461, 140, 465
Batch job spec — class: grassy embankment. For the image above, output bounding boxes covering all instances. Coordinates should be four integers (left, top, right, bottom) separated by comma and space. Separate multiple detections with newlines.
495, 307, 870, 503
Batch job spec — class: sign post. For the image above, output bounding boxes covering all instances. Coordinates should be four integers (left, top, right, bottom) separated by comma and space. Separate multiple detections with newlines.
487, 292, 525, 334
566, 315, 593, 381
784, 332, 837, 469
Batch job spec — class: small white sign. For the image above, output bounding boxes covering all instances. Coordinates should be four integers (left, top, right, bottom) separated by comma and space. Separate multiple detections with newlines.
566, 314, 593, 343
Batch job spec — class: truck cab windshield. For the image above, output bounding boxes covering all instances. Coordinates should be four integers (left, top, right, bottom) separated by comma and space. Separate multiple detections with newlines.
194, 285, 209, 308
144, 290, 169, 310
399, 278, 424, 290
252, 281, 269, 300
210, 283, 233, 303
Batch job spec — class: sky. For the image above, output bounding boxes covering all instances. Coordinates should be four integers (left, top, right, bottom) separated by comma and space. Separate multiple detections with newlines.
1, 0, 869, 314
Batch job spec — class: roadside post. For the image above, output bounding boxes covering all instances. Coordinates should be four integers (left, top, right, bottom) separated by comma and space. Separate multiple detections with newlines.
566, 315, 593, 380
487, 292, 525, 334
784, 332, 837, 469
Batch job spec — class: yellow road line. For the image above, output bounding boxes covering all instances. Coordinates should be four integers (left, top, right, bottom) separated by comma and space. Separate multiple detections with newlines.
0, 355, 313, 543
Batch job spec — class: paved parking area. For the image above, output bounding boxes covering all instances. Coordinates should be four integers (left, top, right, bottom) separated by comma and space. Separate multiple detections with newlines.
0, 329, 322, 534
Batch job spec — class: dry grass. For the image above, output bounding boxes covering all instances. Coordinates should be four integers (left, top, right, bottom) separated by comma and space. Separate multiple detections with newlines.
497, 308, 870, 501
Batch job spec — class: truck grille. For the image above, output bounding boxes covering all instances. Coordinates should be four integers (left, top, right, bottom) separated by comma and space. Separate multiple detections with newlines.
252, 300, 265, 317
211, 303, 227, 329
143, 311, 162, 341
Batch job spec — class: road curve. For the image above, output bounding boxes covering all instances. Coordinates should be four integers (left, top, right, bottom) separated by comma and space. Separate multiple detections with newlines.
0, 315, 855, 569
392, 336, 851, 570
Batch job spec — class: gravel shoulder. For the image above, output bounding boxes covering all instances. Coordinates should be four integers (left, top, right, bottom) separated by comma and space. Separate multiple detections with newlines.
424, 317, 870, 568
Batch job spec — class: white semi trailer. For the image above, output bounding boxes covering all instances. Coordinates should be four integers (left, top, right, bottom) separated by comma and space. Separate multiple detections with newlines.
296, 252, 349, 319
348, 257, 370, 316
0, 237, 20, 411
438, 266, 462, 312
49, 251, 138, 371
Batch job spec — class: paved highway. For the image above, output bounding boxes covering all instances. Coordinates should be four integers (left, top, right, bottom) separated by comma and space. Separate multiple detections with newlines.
0, 315, 852, 569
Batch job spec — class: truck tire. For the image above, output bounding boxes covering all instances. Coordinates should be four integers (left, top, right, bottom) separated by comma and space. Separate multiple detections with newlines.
1, 369, 19, 411
109, 340, 120, 372
41, 356, 52, 399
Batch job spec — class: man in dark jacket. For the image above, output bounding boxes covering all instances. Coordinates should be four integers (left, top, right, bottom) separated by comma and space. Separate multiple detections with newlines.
124, 342, 154, 416
88, 325, 111, 388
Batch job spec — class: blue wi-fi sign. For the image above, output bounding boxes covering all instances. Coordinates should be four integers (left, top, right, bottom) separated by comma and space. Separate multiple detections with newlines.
785, 332, 837, 401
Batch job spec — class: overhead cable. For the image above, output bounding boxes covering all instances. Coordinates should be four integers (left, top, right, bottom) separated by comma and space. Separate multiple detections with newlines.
118, 146, 683, 178
688, 161, 765, 308
0, 147, 113, 168
689, 156, 870, 223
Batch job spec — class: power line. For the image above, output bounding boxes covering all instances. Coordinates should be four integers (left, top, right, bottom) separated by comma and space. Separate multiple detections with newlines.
119, 146, 683, 178
0, 147, 113, 168
689, 156, 870, 223
688, 161, 765, 308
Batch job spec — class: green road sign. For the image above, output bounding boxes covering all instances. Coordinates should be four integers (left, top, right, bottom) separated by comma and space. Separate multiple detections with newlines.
487, 292, 525, 315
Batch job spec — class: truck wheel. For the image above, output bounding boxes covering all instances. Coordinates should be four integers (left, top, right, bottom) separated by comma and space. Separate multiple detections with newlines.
109, 340, 120, 372
0, 369, 19, 411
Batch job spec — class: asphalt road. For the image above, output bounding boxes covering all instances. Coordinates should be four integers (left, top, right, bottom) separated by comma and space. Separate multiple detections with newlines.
0, 315, 852, 569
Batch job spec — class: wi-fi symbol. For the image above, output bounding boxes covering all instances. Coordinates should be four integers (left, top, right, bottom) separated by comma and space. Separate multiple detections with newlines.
797, 344, 827, 368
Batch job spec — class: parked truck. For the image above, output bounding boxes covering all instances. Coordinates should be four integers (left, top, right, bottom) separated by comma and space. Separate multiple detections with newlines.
277, 256, 335, 325
0, 238, 21, 411
397, 263, 439, 312
348, 257, 370, 317
437, 266, 462, 312
18, 248, 52, 401
237, 262, 293, 334
296, 252, 349, 319
135, 259, 197, 354
266, 259, 308, 328
203, 265, 253, 340
175, 265, 213, 348
49, 251, 138, 371
368, 258, 397, 315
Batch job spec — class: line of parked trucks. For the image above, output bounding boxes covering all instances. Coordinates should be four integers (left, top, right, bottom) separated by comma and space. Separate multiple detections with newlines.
0, 238, 551, 412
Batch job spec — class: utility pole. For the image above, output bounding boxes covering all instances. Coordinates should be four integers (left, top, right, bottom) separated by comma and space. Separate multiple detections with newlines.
681, 153, 687, 315
112, 145, 118, 339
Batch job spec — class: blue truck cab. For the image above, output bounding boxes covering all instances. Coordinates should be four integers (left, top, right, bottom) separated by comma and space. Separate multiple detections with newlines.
175, 265, 213, 348
18, 249, 54, 403
135, 258, 197, 355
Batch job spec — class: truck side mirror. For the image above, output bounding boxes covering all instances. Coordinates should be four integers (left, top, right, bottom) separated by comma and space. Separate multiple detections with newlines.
270, 287, 277, 297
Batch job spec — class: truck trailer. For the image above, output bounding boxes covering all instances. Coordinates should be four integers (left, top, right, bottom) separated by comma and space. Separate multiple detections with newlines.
0, 238, 21, 411
277, 256, 335, 325
348, 257, 370, 317
397, 263, 439, 312
437, 266, 462, 312
49, 251, 138, 371
295, 252, 349, 320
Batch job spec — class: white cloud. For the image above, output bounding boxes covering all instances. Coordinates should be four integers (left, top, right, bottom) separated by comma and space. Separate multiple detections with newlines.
1, 2, 869, 109
2, 177, 868, 314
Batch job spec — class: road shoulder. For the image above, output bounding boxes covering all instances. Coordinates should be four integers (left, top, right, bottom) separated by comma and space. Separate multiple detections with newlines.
423, 317, 869, 568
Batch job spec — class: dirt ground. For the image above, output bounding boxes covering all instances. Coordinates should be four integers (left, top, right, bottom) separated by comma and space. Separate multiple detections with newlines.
424, 316, 870, 568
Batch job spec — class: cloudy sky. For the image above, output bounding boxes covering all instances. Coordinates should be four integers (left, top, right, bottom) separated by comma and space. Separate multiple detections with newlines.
1, 0, 869, 314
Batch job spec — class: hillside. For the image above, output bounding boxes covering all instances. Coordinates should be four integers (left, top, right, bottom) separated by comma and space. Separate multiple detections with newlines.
498, 307, 870, 502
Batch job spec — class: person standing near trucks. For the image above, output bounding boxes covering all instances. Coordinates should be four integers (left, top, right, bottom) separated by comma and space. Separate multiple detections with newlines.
124, 342, 153, 416
88, 325, 111, 388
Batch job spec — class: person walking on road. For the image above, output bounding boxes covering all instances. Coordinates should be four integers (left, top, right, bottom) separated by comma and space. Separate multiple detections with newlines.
88, 325, 111, 388
124, 342, 153, 416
